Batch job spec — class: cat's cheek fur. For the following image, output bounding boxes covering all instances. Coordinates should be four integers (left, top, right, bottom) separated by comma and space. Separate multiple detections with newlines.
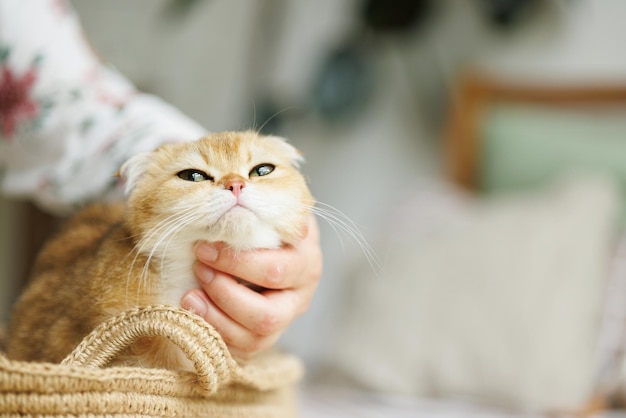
157, 237, 200, 307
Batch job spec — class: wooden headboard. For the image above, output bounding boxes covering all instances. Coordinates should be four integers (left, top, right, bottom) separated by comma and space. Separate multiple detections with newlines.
444, 73, 626, 191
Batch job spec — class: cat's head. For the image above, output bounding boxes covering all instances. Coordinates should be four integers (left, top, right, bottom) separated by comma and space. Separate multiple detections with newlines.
120, 131, 314, 251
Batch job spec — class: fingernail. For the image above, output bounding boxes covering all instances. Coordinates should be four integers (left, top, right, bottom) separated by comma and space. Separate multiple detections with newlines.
196, 263, 215, 285
182, 292, 207, 317
300, 221, 309, 238
196, 242, 218, 262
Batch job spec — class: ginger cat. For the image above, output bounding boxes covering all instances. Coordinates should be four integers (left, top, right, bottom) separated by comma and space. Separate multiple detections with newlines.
6, 131, 314, 369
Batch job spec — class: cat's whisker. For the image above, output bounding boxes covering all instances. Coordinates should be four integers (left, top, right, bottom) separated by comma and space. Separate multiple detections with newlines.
158, 210, 204, 277
126, 198, 216, 305
297, 202, 384, 276
309, 206, 348, 250
254, 106, 294, 135
126, 212, 181, 304
126, 208, 201, 305
251, 99, 257, 131
141, 211, 198, 284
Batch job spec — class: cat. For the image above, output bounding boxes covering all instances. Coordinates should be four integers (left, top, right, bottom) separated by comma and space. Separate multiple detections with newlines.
6, 130, 315, 370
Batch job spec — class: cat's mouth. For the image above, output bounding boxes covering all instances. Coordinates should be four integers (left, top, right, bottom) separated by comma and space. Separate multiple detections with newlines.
219, 203, 255, 220
229, 204, 251, 213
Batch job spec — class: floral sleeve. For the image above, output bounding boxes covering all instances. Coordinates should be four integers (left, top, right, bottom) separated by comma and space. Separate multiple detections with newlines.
0, 0, 207, 214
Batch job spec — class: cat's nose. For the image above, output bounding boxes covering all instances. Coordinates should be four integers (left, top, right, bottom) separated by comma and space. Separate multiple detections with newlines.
226, 180, 245, 198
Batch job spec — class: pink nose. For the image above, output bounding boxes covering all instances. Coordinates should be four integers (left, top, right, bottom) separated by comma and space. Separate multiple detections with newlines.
226, 180, 245, 198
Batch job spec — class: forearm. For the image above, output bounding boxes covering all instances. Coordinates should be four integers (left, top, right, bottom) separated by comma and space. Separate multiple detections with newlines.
0, 0, 206, 214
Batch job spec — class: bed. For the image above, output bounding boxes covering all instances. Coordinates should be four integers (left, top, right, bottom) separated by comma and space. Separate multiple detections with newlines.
300, 73, 626, 417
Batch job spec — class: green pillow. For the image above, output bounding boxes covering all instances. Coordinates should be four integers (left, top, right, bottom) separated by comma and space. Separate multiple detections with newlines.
479, 104, 626, 222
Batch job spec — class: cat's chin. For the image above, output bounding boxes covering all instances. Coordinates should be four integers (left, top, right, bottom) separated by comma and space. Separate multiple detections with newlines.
217, 228, 283, 251
224, 204, 252, 218
213, 205, 256, 231
205, 210, 283, 251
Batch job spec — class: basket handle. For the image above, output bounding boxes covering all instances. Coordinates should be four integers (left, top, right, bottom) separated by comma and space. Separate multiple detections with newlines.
61, 305, 237, 395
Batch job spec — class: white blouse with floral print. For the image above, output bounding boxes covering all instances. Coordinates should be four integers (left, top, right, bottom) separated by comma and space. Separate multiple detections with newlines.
0, 0, 207, 214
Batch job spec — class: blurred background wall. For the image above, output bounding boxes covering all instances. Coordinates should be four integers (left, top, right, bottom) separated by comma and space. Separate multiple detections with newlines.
2, 0, 625, 370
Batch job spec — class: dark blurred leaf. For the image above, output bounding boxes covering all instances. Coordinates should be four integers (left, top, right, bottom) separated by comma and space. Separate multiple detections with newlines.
361, 0, 432, 34
311, 43, 373, 123
161, 0, 205, 22
478, 0, 538, 29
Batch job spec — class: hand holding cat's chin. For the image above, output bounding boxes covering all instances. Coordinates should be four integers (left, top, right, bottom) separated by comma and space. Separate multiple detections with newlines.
181, 214, 322, 360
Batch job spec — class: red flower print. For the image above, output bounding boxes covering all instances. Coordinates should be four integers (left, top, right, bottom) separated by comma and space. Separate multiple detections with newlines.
0, 64, 39, 138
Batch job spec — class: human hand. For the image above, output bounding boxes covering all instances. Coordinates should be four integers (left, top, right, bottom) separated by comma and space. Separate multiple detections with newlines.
181, 214, 322, 360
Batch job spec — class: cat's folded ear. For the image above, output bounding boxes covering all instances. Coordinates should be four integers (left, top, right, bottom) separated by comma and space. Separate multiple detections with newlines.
118, 152, 153, 195
266, 135, 305, 168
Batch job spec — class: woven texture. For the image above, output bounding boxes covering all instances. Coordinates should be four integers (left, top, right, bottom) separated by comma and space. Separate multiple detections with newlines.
0, 305, 303, 417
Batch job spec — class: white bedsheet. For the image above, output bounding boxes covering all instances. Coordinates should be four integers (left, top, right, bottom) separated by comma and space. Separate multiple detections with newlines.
300, 386, 626, 418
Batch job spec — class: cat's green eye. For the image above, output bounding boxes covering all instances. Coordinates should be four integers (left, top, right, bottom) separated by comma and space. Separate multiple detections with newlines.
177, 169, 213, 182
249, 164, 275, 177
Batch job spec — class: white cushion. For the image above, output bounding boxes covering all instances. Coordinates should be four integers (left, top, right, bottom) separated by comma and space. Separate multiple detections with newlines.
332, 175, 620, 412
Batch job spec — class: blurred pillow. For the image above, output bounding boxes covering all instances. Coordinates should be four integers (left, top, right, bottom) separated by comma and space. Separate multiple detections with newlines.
331, 174, 620, 413
596, 229, 626, 403
480, 104, 626, 224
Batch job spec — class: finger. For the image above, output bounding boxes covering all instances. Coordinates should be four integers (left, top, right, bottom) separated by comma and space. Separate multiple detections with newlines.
195, 263, 303, 336
180, 288, 280, 360
195, 214, 322, 290
192, 259, 317, 334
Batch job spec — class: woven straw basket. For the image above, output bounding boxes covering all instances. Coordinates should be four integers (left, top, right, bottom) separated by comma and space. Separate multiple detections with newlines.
0, 305, 304, 417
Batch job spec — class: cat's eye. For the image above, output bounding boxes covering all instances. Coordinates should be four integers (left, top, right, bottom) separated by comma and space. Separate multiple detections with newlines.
249, 164, 275, 177
177, 169, 213, 182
